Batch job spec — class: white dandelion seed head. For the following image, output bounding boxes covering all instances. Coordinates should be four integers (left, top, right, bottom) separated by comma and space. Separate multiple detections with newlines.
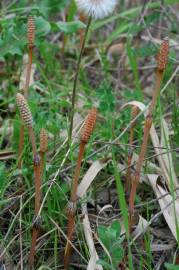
75, 0, 117, 19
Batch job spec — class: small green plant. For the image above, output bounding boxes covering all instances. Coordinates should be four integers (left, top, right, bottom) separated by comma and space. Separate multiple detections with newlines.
97, 220, 124, 270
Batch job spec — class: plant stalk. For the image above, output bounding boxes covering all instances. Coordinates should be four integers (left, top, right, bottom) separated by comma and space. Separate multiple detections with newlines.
18, 47, 33, 169
128, 70, 164, 222
68, 17, 92, 144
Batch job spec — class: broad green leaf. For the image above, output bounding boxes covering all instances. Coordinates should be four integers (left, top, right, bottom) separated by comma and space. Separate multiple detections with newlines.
36, 16, 51, 36
165, 263, 179, 270
55, 21, 86, 34
110, 220, 121, 238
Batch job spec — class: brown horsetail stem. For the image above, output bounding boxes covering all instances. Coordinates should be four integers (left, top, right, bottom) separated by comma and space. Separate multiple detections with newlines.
40, 128, 48, 154
125, 106, 139, 196
18, 16, 35, 169
128, 38, 169, 224
39, 129, 48, 207
29, 129, 48, 268
16, 93, 41, 267
64, 108, 97, 269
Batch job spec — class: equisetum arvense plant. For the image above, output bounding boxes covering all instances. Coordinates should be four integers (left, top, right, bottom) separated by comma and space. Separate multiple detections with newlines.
64, 108, 97, 269
16, 92, 42, 267
128, 38, 169, 225
18, 16, 35, 169
126, 105, 139, 197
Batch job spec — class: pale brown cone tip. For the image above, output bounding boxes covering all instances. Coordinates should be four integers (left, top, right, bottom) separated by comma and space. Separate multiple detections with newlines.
40, 128, 48, 153
27, 16, 35, 48
131, 106, 139, 119
81, 108, 97, 143
157, 38, 169, 72
131, 106, 139, 127
16, 93, 33, 127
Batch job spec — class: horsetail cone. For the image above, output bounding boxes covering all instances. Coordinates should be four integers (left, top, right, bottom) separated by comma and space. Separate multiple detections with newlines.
27, 16, 35, 49
40, 128, 48, 153
81, 108, 97, 144
131, 106, 139, 128
157, 38, 169, 72
16, 93, 33, 127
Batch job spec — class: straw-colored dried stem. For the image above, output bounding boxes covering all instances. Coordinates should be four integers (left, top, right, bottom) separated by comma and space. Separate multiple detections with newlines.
64, 108, 97, 269
128, 39, 169, 223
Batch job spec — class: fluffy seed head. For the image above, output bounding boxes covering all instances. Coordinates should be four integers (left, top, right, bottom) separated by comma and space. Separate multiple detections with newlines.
16, 93, 33, 127
40, 128, 48, 153
81, 108, 97, 143
27, 16, 35, 48
75, 0, 117, 19
157, 38, 169, 72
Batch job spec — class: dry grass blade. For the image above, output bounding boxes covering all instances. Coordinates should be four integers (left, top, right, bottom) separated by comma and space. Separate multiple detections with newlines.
82, 209, 103, 270
160, 118, 178, 188
122, 101, 178, 189
148, 174, 179, 240
77, 158, 111, 198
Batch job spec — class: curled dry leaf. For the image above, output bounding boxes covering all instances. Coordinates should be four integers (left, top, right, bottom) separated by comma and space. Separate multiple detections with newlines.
121, 101, 179, 189
19, 54, 36, 91
148, 174, 179, 241
77, 158, 111, 198
132, 214, 149, 238
107, 43, 124, 61
83, 212, 103, 270
160, 118, 178, 188
122, 101, 179, 239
